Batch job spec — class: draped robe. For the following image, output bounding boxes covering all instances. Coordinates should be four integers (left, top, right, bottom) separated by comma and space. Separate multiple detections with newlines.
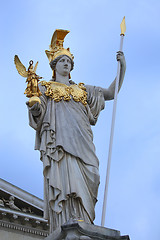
28, 82, 105, 232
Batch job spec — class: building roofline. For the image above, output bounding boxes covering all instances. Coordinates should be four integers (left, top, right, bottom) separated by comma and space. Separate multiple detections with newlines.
0, 178, 43, 210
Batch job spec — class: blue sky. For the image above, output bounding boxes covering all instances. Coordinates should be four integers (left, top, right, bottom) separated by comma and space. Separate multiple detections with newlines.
1, 0, 160, 239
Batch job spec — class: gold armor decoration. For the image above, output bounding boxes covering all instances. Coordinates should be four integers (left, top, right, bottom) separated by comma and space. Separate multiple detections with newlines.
45, 29, 74, 63
14, 55, 42, 107
41, 81, 88, 106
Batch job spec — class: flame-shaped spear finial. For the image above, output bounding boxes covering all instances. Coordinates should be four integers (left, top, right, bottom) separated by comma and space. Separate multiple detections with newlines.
120, 16, 126, 35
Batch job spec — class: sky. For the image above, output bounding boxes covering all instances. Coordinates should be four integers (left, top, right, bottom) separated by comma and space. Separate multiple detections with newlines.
0, 0, 160, 239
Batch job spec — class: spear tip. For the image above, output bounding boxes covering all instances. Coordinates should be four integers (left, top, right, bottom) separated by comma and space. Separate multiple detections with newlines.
120, 16, 126, 36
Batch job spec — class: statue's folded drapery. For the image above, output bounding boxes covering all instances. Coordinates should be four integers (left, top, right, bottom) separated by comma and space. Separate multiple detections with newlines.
28, 83, 105, 232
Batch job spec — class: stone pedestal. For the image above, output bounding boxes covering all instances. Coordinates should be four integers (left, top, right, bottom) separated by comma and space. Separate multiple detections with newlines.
45, 220, 130, 240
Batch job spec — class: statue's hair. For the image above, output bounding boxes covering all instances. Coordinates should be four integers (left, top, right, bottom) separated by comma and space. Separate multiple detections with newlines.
50, 55, 74, 71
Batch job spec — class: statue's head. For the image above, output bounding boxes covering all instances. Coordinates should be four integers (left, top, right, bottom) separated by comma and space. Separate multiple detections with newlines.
28, 60, 34, 72
45, 29, 74, 79
9, 196, 15, 201
50, 55, 74, 79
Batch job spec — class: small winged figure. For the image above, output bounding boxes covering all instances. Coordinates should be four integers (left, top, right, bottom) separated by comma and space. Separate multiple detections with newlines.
14, 55, 42, 106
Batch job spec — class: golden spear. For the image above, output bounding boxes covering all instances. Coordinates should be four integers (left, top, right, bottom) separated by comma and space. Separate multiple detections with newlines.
101, 16, 126, 227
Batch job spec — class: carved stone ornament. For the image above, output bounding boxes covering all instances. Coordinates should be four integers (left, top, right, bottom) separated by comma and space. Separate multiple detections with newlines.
2, 195, 21, 211
0, 178, 49, 238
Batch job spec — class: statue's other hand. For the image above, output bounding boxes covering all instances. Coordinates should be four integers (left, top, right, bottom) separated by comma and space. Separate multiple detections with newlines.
116, 51, 126, 66
26, 102, 41, 117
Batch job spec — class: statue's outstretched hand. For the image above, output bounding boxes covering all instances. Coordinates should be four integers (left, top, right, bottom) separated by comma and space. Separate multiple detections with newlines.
116, 51, 126, 67
26, 102, 41, 117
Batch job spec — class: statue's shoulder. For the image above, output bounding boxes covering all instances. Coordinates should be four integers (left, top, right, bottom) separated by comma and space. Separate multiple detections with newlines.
40, 80, 51, 87
77, 82, 86, 90
38, 80, 51, 95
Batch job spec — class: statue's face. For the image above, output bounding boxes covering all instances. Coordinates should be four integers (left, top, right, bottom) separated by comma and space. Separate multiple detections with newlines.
56, 56, 71, 76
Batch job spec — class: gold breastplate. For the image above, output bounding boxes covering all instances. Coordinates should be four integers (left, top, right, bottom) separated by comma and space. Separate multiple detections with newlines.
40, 81, 87, 106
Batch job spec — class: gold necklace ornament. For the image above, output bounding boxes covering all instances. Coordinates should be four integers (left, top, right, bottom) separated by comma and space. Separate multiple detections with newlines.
41, 81, 87, 106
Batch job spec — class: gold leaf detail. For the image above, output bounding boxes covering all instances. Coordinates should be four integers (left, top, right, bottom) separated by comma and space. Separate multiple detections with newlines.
41, 81, 87, 106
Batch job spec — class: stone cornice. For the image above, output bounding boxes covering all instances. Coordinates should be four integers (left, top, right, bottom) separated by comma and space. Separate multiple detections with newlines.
0, 178, 49, 236
0, 219, 49, 237
0, 207, 49, 234
0, 207, 48, 222
0, 178, 43, 210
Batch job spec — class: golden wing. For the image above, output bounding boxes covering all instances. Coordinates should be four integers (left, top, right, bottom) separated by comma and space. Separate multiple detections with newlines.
14, 55, 28, 78
34, 61, 39, 73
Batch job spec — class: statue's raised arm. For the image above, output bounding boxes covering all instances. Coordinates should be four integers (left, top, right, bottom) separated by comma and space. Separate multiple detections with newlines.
102, 51, 126, 101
